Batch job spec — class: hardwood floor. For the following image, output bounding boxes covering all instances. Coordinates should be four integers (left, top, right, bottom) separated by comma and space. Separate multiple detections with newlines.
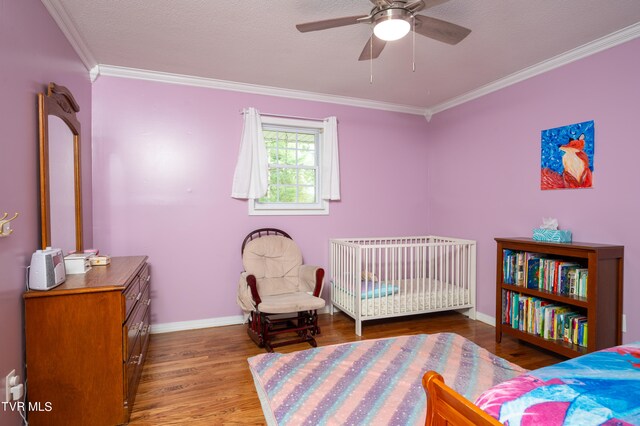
129, 312, 566, 425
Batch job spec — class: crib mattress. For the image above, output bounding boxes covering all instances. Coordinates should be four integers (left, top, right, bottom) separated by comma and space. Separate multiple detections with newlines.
332, 280, 470, 318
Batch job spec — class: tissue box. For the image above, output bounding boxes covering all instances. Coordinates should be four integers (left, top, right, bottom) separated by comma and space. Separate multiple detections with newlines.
532, 228, 572, 243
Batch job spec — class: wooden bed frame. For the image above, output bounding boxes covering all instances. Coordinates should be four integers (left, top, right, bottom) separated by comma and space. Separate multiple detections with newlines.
422, 371, 501, 426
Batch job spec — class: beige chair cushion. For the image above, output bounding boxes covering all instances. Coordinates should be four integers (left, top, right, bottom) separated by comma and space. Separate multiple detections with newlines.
258, 292, 325, 314
243, 235, 303, 296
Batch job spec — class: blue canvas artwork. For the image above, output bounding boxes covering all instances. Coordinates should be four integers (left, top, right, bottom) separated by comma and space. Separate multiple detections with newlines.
541, 120, 594, 190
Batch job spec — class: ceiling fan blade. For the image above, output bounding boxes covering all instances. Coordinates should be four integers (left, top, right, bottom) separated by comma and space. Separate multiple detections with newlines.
296, 15, 368, 33
420, 0, 452, 10
413, 14, 471, 45
358, 36, 387, 61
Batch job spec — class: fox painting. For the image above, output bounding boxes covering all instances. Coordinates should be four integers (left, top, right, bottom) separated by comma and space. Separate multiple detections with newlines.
541, 121, 594, 190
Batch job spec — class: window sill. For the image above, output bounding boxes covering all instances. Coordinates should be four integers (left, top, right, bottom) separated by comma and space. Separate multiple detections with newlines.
248, 201, 329, 216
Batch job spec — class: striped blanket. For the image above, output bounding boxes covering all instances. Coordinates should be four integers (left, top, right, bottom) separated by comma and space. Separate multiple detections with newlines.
248, 332, 526, 425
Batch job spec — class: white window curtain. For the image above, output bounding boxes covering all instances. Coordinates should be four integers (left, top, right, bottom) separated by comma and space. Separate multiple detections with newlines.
232, 109, 341, 202
231, 107, 268, 199
321, 116, 341, 201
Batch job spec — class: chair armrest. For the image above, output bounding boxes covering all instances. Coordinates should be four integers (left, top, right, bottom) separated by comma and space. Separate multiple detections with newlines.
299, 265, 325, 297
238, 272, 261, 311
246, 273, 261, 305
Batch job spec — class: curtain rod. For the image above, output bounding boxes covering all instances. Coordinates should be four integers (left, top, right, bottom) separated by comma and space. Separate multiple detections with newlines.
239, 109, 326, 122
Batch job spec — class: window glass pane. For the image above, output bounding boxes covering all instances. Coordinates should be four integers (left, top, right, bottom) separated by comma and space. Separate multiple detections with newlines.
299, 169, 316, 185
285, 134, 297, 150
298, 150, 315, 166
298, 140, 314, 151
298, 133, 315, 143
263, 130, 278, 142
258, 186, 278, 203
279, 168, 296, 185
274, 136, 287, 151
299, 186, 316, 203
268, 168, 279, 184
281, 148, 297, 165
278, 186, 297, 203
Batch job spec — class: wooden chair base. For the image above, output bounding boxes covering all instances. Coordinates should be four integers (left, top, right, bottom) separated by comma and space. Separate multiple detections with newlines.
248, 310, 321, 352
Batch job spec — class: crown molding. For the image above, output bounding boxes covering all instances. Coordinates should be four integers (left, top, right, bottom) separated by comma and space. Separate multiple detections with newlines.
41, 0, 97, 71
44, 0, 638, 120
95, 65, 428, 116
426, 22, 640, 117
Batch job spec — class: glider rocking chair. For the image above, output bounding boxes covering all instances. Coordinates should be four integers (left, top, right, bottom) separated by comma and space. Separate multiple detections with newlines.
237, 228, 325, 352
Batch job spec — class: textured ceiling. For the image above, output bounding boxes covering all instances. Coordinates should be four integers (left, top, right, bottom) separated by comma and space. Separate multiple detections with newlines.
47, 0, 640, 112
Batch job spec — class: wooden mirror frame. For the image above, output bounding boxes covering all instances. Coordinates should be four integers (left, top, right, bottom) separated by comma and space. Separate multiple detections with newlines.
38, 82, 83, 251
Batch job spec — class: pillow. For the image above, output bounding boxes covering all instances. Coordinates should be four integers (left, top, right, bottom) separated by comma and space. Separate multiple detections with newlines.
360, 281, 399, 299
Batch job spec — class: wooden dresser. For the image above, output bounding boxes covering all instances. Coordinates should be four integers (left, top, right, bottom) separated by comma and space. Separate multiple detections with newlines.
24, 256, 151, 425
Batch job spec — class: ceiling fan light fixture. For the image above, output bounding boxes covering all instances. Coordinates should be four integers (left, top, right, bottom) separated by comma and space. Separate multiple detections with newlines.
373, 9, 411, 41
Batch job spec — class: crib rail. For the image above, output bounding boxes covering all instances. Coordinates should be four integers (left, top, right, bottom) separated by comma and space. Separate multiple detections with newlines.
330, 236, 476, 335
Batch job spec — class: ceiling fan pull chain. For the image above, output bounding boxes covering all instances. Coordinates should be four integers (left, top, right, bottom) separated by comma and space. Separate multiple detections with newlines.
412, 15, 416, 72
370, 34, 374, 84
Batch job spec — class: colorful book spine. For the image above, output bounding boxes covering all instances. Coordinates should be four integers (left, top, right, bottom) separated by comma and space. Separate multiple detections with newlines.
502, 289, 587, 346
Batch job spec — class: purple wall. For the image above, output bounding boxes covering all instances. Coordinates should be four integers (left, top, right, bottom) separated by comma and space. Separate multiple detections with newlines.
91, 77, 431, 324
0, 1, 91, 424
425, 38, 640, 342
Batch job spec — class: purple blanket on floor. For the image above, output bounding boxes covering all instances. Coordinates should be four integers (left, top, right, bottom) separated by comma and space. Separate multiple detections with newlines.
248, 332, 526, 425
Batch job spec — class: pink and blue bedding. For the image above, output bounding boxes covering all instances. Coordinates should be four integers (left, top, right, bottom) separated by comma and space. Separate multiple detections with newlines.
475, 342, 640, 425
247, 333, 526, 426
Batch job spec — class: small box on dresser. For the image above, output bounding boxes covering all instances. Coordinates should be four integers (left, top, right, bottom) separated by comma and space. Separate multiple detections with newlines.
24, 256, 151, 426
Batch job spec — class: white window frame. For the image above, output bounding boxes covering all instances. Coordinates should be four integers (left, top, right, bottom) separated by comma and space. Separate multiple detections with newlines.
249, 116, 329, 216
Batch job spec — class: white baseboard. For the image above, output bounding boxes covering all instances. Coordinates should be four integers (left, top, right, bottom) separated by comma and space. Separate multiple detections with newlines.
150, 307, 332, 334
151, 305, 482, 334
150, 315, 245, 334
475, 311, 496, 327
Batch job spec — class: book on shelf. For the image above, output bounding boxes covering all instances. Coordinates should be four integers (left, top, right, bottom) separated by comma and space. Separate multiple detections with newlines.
526, 257, 542, 289
502, 289, 588, 347
502, 250, 588, 297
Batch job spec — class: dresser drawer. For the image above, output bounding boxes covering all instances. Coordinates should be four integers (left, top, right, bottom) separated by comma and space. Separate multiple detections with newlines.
124, 282, 150, 361
139, 263, 150, 289
123, 263, 150, 321
123, 277, 140, 321
125, 334, 142, 402
125, 307, 150, 410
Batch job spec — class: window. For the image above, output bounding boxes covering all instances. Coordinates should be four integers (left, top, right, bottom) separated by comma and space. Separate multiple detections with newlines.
249, 116, 328, 215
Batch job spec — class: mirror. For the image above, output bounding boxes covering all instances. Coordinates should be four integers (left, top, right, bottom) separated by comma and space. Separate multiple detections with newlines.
38, 82, 83, 254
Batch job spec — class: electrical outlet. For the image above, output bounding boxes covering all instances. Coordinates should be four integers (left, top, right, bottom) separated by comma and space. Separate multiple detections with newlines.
622, 314, 627, 333
4, 369, 16, 402
4, 370, 22, 402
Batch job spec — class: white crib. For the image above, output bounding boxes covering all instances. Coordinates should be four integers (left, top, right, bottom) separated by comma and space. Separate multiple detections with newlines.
330, 236, 476, 336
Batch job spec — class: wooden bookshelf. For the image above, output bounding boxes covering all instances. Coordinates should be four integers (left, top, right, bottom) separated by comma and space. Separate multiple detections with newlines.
495, 237, 623, 358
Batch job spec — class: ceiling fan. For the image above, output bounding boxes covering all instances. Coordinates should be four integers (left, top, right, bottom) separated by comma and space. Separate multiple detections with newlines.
296, 0, 471, 61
